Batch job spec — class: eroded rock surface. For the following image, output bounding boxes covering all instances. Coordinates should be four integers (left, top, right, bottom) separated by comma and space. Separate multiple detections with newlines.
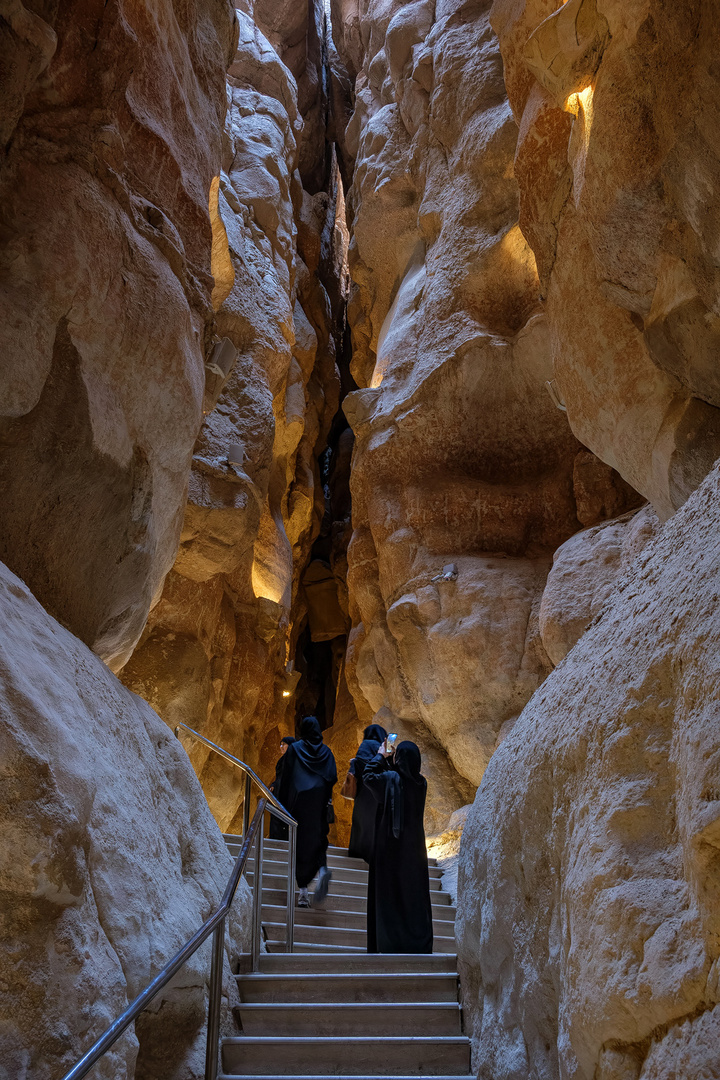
0, 562, 251, 1080
120, 3, 347, 828
328, 0, 641, 829
539, 503, 659, 666
490, 0, 720, 519
0, 0, 237, 671
457, 462, 720, 1080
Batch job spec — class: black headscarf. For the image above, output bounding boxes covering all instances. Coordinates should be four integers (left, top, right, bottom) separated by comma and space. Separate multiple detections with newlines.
300, 716, 323, 744
281, 735, 296, 747
386, 741, 425, 839
363, 723, 387, 743
292, 716, 337, 784
355, 722, 388, 766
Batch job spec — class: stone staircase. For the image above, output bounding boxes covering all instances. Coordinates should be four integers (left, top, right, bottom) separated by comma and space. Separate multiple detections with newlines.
219, 835, 472, 1080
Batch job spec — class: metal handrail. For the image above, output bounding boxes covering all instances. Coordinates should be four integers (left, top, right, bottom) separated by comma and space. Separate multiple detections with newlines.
60, 728, 299, 1080
174, 721, 294, 827
60, 800, 266, 1080
174, 722, 297, 960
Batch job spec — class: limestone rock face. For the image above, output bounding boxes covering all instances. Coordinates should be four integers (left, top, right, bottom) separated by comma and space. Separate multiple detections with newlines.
0, 562, 251, 1080
539, 504, 659, 666
0, 0, 237, 672
457, 464, 720, 1080
328, 0, 645, 828
121, 3, 345, 827
490, 0, 720, 519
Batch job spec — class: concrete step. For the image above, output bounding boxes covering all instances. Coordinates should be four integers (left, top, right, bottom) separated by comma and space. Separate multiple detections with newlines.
245, 869, 444, 893
245, 858, 444, 883
236, 1002, 462, 1037
220, 1075, 471, 1080
259, 886, 453, 911
257, 953, 458, 975
221, 1036, 471, 1076
263, 904, 456, 936
263, 922, 457, 953
236, 972, 459, 1003
225, 836, 438, 869
220, 1076, 472, 1080
268, 940, 365, 954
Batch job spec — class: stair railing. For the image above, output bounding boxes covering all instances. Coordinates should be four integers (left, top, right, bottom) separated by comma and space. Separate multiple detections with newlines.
174, 721, 297, 962
59, 729, 297, 1080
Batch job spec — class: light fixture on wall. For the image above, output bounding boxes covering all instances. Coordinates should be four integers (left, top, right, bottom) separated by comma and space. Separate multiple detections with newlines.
280, 661, 300, 699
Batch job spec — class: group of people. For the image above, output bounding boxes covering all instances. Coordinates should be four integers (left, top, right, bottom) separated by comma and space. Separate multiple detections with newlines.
269, 716, 433, 954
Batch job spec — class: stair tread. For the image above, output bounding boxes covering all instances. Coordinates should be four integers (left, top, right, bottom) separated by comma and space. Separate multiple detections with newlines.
238, 973, 456, 982
238, 1002, 460, 1011
257, 953, 458, 970
224, 1037, 469, 1045
224, 836, 438, 868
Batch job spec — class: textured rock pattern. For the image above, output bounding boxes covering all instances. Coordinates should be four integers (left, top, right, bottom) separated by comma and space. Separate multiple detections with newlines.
0, 0, 237, 672
490, 0, 720, 520
329, 0, 641, 828
121, 2, 346, 828
457, 463, 720, 1080
0, 562, 251, 1080
539, 504, 659, 667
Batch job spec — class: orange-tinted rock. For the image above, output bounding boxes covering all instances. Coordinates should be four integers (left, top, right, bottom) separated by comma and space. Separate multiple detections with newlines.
121, 4, 345, 824
490, 0, 720, 518
330, 0, 593, 828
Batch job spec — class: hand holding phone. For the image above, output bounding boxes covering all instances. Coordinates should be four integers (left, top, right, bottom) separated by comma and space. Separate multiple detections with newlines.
379, 733, 398, 757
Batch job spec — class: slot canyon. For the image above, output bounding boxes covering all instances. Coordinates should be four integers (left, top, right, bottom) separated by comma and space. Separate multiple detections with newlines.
2, 0, 720, 1077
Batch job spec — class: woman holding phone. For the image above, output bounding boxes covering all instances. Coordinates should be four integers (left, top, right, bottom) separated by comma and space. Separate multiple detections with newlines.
362, 735, 433, 953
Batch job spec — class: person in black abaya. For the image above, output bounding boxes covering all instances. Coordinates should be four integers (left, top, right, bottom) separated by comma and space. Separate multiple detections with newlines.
363, 739, 433, 953
347, 722, 387, 862
274, 716, 337, 907
268, 736, 296, 841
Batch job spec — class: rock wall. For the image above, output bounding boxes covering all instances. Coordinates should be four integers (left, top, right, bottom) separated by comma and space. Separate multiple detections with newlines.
457, 464, 720, 1080
1, 4, 254, 1077
490, 0, 720, 521
0, 0, 237, 673
120, 2, 348, 830
0, 560, 250, 1080
453, 1, 720, 1077
327, 0, 642, 832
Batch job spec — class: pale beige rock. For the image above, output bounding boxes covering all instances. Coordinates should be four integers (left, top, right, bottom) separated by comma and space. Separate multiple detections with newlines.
0, 562, 251, 1080
539, 504, 660, 666
0, 0, 236, 671
457, 463, 720, 1080
490, 0, 720, 519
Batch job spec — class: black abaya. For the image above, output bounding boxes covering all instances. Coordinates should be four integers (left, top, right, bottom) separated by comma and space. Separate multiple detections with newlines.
347, 723, 387, 862
363, 744, 433, 954
274, 718, 337, 888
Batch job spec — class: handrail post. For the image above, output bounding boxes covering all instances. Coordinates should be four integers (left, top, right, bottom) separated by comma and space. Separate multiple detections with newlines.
205, 919, 225, 1080
286, 823, 296, 953
251, 823, 264, 972
242, 770, 252, 839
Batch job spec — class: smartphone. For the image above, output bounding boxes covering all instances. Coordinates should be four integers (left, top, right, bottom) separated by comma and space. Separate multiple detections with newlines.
386, 733, 399, 750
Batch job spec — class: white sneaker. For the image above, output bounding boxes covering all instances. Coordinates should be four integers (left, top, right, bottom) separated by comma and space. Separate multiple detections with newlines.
312, 867, 332, 906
